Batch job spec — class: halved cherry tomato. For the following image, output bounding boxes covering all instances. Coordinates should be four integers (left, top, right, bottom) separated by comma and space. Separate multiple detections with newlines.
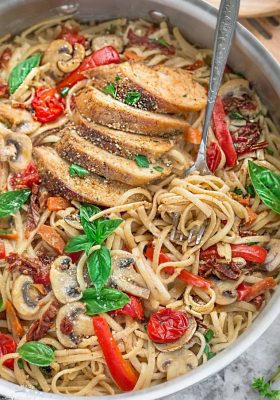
56, 46, 120, 91
237, 277, 276, 302
0, 333, 17, 369
0, 242, 5, 259
147, 309, 188, 343
32, 87, 65, 123
93, 316, 138, 391
206, 142, 222, 172
112, 295, 144, 320
144, 243, 210, 290
213, 96, 237, 167
10, 162, 40, 190
201, 244, 267, 264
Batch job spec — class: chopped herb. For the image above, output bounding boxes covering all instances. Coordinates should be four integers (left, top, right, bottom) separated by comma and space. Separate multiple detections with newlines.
252, 377, 280, 399
233, 187, 243, 196
153, 37, 170, 47
207, 352, 215, 360
204, 329, 214, 343
134, 155, 149, 168
115, 75, 121, 82
266, 147, 274, 156
0, 297, 3, 310
228, 111, 246, 120
124, 91, 142, 105
60, 86, 70, 97
204, 343, 216, 360
17, 359, 24, 369
153, 166, 164, 172
234, 143, 239, 150
102, 82, 117, 98
245, 184, 256, 198
69, 164, 90, 178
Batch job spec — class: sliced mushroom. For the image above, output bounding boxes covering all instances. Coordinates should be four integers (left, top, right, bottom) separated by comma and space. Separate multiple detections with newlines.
12, 275, 41, 318
57, 43, 85, 73
42, 39, 82, 78
157, 346, 198, 381
64, 213, 82, 230
219, 79, 252, 99
56, 302, 94, 348
4, 132, 32, 172
50, 256, 82, 304
0, 103, 40, 135
212, 279, 238, 305
92, 35, 124, 53
154, 313, 197, 352
265, 239, 280, 272
110, 250, 150, 299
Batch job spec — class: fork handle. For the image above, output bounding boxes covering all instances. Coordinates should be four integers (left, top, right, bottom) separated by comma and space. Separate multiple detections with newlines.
197, 0, 240, 163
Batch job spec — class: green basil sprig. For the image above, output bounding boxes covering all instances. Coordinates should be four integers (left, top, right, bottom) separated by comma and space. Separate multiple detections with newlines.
248, 161, 280, 215
18, 342, 54, 366
8, 53, 41, 94
64, 204, 122, 290
0, 189, 31, 219
82, 287, 129, 315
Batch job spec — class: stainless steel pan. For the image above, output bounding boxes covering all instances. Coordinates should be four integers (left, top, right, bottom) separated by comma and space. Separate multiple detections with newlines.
0, 1, 279, 399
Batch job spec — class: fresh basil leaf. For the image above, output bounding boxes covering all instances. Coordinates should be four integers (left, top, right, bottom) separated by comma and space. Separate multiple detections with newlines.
204, 329, 214, 343
248, 161, 280, 215
64, 235, 92, 255
95, 218, 123, 244
82, 287, 129, 315
233, 187, 243, 196
87, 246, 111, 291
69, 163, 90, 178
102, 82, 117, 98
80, 204, 102, 240
0, 189, 31, 219
228, 111, 246, 120
124, 91, 141, 105
18, 341, 54, 366
8, 53, 41, 94
0, 297, 3, 311
17, 359, 24, 369
134, 155, 149, 168
153, 166, 164, 172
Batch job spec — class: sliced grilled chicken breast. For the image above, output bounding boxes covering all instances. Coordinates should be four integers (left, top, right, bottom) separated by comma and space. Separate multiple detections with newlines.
33, 146, 135, 207
72, 111, 178, 159
75, 86, 190, 136
86, 62, 207, 113
56, 128, 171, 186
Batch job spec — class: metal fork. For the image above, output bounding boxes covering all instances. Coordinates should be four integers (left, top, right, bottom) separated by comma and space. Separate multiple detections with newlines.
170, 0, 240, 243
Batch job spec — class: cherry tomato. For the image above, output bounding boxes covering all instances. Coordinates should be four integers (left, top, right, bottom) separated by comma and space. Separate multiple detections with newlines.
112, 295, 144, 320
10, 162, 40, 190
0, 242, 5, 259
147, 309, 188, 343
31, 87, 65, 123
0, 333, 17, 369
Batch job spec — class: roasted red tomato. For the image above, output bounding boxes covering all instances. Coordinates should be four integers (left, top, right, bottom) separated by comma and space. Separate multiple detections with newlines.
147, 309, 188, 343
10, 162, 40, 189
60, 26, 85, 45
0, 333, 17, 369
112, 295, 144, 320
206, 142, 222, 172
31, 87, 65, 123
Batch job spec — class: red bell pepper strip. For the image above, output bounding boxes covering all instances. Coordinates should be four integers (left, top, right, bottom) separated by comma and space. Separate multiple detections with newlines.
31, 87, 65, 123
201, 244, 267, 264
93, 316, 139, 391
237, 277, 276, 302
0, 242, 6, 259
212, 96, 237, 167
10, 162, 40, 190
206, 142, 222, 172
111, 295, 144, 320
56, 46, 120, 91
0, 333, 17, 369
144, 243, 210, 290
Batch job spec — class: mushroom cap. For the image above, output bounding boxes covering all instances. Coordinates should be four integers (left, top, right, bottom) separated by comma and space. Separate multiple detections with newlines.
157, 346, 198, 381
154, 313, 197, 352
12, 275, 41, 318
56, 301, 94, 348
5, 132, 32, 172
57, 43, 85, 73
212, 278, 238, 305
50, 256, 82, 304
42, 39, 73, 78
92, 35, 124, 53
